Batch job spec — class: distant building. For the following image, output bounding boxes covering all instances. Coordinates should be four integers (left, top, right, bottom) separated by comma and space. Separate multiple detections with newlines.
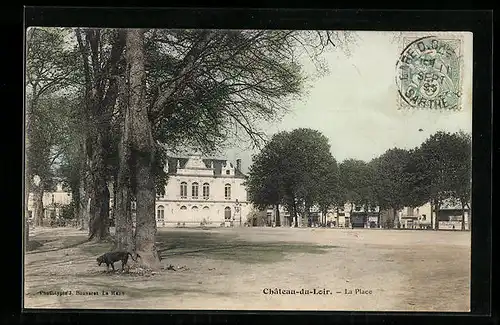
397, 203, 432, 229
26, 154, 251, 228
265, 203, 380, 228
27, 183, 72, 221
397, 199, 470, 230
155, 153, 251, 228
435, 198, 470, 230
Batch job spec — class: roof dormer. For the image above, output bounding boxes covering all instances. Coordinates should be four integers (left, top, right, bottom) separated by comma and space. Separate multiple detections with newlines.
222, 160, 235, 176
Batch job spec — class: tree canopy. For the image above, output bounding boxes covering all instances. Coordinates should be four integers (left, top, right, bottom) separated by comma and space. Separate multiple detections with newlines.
247, 129, 472, 229
246, 128, 339, 226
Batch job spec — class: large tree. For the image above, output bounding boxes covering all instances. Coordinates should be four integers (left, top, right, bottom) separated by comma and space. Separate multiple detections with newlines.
315, 160, 341, 226
26, 28, 354, 267
338, 159, 376, 213
122, 29, 160, 268
415, 131, 471, 230
75, 28, 126, 240
246, 133, 288, 226
25, 27, 77, 229
114, 30, 350, 265
247, 128, 339, 227
371, 148, 413, 228
451, 131, 472, 230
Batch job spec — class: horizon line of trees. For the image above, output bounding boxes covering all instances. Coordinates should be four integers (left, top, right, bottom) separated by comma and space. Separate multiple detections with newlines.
246, 128, 471, 230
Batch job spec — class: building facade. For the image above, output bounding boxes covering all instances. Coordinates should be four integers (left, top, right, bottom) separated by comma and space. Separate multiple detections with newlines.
155, 153, 251, 228
26, 183, 72, 221
265, 203, 380, 228
393, 199, 470, 230
26, 154, 251, 228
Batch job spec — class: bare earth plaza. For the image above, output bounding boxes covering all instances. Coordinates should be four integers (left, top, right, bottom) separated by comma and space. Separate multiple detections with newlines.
25, 227, 470, 311
24, 27, 473, 311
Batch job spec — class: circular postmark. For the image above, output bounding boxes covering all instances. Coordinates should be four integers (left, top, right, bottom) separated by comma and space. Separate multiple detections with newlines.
396, 36, 462, 110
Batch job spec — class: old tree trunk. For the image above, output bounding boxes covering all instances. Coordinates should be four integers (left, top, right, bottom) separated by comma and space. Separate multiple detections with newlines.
33, 181, 44, 227
88, 134, 111, 240
434, 201, 440, 230
78, 130, 90, 230
275, 204, 281, 227
115, 59, 134, 252
460, 200, 467, 231
126, 29, 161, 270
76, 28, 123, 241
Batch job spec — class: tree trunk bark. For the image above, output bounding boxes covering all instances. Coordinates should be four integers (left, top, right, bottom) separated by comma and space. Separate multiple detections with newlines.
434, 202, 440, 230
126, 29, 161, 270
78, 136, 90, 230
275, 204, 281, 227
115, 71, 134, 252
72, 186, 80, 227
33, 184, 44, 227
77, 29, 121, 241
112, 174, 117, 225
292, 199, 298, 227
461, 200, 466, 231
88, 140, 111, 241
430, 200, 434, 229
25, 177, 31, 243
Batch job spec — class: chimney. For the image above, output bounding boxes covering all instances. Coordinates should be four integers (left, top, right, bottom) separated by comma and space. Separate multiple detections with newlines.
236, 159, 241, 171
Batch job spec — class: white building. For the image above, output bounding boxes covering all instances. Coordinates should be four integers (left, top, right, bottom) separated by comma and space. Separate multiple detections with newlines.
264, 203, 380, 228
155, 153, 251, 228
396, 198, 470, 230
27, 183, 72, 221
26, 154, 251, 228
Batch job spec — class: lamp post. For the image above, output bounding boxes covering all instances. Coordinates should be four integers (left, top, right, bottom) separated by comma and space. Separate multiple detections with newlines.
235, 199, 241, 227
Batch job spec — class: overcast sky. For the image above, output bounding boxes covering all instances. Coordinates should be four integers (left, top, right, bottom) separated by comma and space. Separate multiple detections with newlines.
224, 31, 473, 174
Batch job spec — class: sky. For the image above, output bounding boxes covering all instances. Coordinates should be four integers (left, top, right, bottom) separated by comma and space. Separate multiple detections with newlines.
223, 31, 473, 174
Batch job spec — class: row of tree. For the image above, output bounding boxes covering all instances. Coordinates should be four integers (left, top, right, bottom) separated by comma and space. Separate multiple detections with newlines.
25, 27, 354, 268
246, 128, 471, 230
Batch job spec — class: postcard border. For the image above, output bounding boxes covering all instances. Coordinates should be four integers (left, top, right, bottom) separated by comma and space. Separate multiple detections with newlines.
17, 6, 493, 325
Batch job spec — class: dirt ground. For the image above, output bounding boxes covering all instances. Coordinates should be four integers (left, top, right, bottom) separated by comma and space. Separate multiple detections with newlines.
23, 226, 470, 311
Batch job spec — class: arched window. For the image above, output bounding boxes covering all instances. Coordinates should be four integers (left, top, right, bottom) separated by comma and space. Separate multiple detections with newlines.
156, 205, 165, 221
180, 182, 187, 198
226, 170, 230, 175
224, 206, 232, 220
180, 206, 187, 210
203, 206, 210, 222
224, 184, 231, 200
203, 183, 210, 199
192, 182, 199, 199
192, 206, 198, 211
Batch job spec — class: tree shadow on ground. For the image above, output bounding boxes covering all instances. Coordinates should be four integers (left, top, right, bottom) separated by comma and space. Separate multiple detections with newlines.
26, 236, 90, 254
156, 230, 339, 264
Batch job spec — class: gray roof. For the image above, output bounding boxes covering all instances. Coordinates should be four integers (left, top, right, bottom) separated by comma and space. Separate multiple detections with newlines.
166, 157, 247, 178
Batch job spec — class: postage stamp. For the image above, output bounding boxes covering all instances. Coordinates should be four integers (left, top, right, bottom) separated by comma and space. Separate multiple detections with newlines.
395, 35, 465, 110
24, 27, 474, 312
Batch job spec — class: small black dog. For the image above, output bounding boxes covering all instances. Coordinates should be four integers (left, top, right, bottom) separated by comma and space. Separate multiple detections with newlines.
96, 251, 140, 272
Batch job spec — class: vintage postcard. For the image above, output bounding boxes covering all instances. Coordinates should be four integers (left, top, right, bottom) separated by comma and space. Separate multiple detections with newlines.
24, 28, 472, 311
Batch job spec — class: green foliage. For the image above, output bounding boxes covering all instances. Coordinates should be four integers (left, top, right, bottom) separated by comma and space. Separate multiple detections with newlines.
338, 159, 376, 208
415, 131, 471, 206
371, 148, 413, 210
146, 30, 344, 153
153, 145, 169, 197
450, 131, 472, 205
59, 202, 76, 220
26, 27, 79, 190
246, 128, 339, 218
